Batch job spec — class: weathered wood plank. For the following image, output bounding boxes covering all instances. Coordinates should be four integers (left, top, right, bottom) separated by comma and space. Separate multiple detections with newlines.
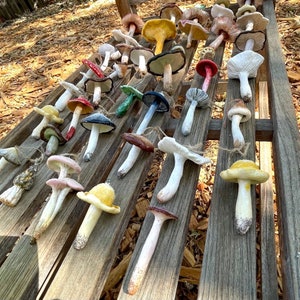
263, 1, 300, 299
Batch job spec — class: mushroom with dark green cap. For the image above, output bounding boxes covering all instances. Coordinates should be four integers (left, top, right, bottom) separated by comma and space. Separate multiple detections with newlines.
80, 113, 116, 162
41, 124, 67, 156
142, 18, 177, 55
0, 146, 27, 172
32, 105, 64, 139
65, 97, 94, 141
116, 85, 144, 117
147, 45, 186, 95
117, 91, 169, 178
129, 46, 154, 77
220, 159, 269, 234
181, 88, 210, 136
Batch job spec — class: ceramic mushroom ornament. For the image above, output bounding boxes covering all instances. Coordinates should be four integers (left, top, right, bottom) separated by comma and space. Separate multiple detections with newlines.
0, 146, 27, 172
157, 137, 211, 202
73, 182, 120, 249
121, 13, 144, 37
220, 159, 269, 234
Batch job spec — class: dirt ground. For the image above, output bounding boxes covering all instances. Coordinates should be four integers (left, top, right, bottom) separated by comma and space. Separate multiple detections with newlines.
0, 0, 299, 299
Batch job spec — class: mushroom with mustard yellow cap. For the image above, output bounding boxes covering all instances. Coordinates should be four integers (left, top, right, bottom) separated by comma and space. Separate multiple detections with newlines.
220, 159, 269, 234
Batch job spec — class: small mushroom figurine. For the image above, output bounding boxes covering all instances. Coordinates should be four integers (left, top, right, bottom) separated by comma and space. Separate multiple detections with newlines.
0, 146, 27, 172
227, 99, 252, 149
220, 159, 269, 234
80, 113, 116, 162
157, 137, 211, 202
127, 206, 178, 295
121, 13, 144, 37
73, 182, 120, 249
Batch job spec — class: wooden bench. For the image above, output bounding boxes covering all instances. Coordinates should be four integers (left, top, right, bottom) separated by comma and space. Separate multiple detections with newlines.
0, 0, 299, 299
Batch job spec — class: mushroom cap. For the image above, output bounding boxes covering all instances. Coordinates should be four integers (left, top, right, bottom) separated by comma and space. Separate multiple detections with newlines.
47, 155, 81, 175
147, 45, 186, 76
142, 19, 177, 51
211, 4, 234, 19
148, 206, 178, 220
236, 12, 269, 31
196, 59, 219, 77
112, 29, 141, 47
0, 146, 26, 165
160, 3, 183, 24
120, 85, 143, 99
227, 99, 252, 122
236, 4, 256, 18
76, 182, 120, 214
220, 159, 269, 184
199, 47, 216, 60
178, 20, 209, 41
129, 46, 154, 66
211, 16, 241, 42
59, 81, 83, 96
216, 0, 231, 8
181, 7, 210, 25
121, 13, 144, 34
84, 77, 113, 95
80, 113, 116, 133
33, 105, 64, 124
46, 177, 84, 191
122, 132, 154, 152
67, 97, 94, 114
235, 30, 266, 52
142, 91, 170, 113
116, 43, 134, 55
98, 43, 116, 57
227, 50, 264, 78
40, 124, 67, 145
82, 59, 105, 79
186, 88, 209, 107
158, 136, 211, 165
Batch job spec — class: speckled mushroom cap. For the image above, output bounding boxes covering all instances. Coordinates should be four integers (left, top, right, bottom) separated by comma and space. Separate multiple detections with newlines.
236, 12, 269, 31
121, 13, 144, 35
220, 159, 269, 184
47, 155, 81, 175
160, 3, 183, 24
84, 77, 113, 95
142, 91, 170, 113
80, 113, 116, 133
235, 30, 266, 51
33, 105, 64, 124
147, 45, 186, 76
67, 97, 94, 114
227, 99, 251, 122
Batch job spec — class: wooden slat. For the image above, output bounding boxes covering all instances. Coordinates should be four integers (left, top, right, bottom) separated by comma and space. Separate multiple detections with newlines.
263, 1, 300, 299
258, 81, 279, 299
198, 74, 257, 298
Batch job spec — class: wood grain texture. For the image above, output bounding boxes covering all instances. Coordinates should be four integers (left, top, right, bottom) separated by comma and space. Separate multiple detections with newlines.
263, 1, 300, 299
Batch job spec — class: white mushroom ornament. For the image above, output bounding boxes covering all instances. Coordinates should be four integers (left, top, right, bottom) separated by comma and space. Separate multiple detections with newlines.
157, 137, 211, 202
220, 159, 269, 234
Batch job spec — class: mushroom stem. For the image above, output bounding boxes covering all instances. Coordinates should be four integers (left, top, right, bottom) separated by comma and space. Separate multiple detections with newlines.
181, 100, 197, 136
128, 23, 136, 37
235, 179, 253, 234
209, 32, 226, 50
31, 118, 49, 139
138, 54, 147, 76
45, 136, 60, 156
76, 69, 95, 89
117, 102, 158, 177
93, 84, 102, 106
163, 63, 174, 95
66, 106, 83, 141
244, 38, 254, 51
157, 153, 186, 202
231, 114, 245, 148
0, 157, 8, 171
101, 52, 112, 71
239, 71, 252, 102
0, 185, 23, 207
73, 205, 102, 250
127, 211, 168, 294
201, 65, 213, 93
83, 125, 100, 162
55, 89, 73, 112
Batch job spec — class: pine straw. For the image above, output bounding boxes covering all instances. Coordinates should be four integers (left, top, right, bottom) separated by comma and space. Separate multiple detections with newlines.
0, 0, 299, 299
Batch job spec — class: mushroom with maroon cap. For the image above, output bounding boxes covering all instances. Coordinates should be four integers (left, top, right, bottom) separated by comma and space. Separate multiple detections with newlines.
0, 146, 27, 172
122, 13, 144, 37
65, 97, 94, 141
80, 113, 116, 162
147, 45, 186, 95
116, 85, 144, 118
196, 58, 219, 92
31, 105, 64, 139
157, 137, 211, 202
55, 81, 85, 112
31, 177, 84, 242
227, 99, 251, 148
235, 30, 266, 52
160, 3, 183, 24
117, 91, 169, 178
181, 88, 210, 136
76, 59, 102, 90
73, 182, 120, 249
220, 159, 269, 234
127, 206, 178, 295
129, 46, 154, 77
178, 20, 209, 48
47, 154, 81, 179
142, 19, 176, 55
227, 50, 264, 102
98, 43, 121, 71
40, 124, 67, 156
